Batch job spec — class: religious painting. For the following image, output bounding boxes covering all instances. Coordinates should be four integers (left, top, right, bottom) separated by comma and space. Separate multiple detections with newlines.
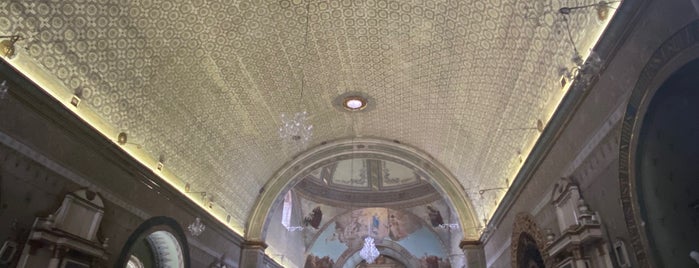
304, 206, 323, 229
333, 208, 421, 246
304, 254, 334, 268
426, 206, 444, 227
419, 255, 451, 268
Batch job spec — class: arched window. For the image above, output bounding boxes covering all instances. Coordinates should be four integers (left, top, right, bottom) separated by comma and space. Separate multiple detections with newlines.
117, 216, 190, 268
126, 255, 145, 268
281, 191, 293, 229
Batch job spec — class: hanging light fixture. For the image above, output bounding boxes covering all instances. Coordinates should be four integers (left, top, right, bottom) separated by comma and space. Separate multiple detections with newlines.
557, 1, 617, 86
278, 0, 313, 147
359, 236, 380, 264
279, 111, 313, 143
188, 217, 206, 237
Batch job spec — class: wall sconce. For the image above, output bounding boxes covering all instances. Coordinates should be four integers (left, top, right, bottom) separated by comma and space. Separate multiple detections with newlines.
0, 80, 8, 100
0, 35, 22, 59
156, 154, 165, 171
116, 132, 142, 148
117, 132, 128, 145
70, 88, 84, 107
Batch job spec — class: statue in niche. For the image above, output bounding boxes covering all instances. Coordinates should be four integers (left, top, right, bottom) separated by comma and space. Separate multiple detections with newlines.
303, 206, 323, 229
426, 206, 444, 227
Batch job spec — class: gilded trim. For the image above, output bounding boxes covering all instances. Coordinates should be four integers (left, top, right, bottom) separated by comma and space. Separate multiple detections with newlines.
618, 20, 699, 268
510, 213, 552, 268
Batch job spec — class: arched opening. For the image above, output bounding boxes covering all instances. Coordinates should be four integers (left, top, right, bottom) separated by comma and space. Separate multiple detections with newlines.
116, 216, 190, 268
634, 58, 699, 267
355, 255, 407, 268
335, 240, 422, 268
619, 21, 699, 267
246, 138, 479, 243
516, 233, 545, 268
511, 213, 551, 268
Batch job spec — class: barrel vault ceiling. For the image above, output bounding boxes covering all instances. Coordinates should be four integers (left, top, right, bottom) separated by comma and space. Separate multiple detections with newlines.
1, 0, 617, 246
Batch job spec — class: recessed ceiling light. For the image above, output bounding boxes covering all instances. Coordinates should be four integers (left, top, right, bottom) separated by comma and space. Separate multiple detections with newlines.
343, 96, 367, 111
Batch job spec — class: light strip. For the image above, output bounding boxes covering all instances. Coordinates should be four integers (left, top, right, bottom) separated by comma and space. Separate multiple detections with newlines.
2, 52, 245, 236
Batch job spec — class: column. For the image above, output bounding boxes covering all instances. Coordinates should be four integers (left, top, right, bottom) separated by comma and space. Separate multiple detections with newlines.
240, 240, 267, 268
47, 245, 64, 268
460, 240, 486, 268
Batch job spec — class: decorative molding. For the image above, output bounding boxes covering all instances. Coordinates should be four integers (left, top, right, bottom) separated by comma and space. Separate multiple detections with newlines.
295, 178, 441, 208
618, 20, 699, 268
246, 138, 480, 242
0, 63, 246, 247
242, 240, 268, 250
0, 130, 151, 220
459, 240, 482, 249
115, 216, 192, 268
335, 239, 420, 268
485, 0, 650, 243
511, 213, 553, 268
486, 237, 512, 268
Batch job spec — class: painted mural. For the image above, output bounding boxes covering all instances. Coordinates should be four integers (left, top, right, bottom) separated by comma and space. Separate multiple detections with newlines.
303, 206, 323, 229
418, 255, 451, 268
300, 200, 459, 267
329, 208, 422, 247
304, 254, 334, 268
426, 205, 444, 227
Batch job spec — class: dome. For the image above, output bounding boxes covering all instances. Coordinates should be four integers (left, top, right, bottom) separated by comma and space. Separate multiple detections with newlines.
294, 158, 441, 207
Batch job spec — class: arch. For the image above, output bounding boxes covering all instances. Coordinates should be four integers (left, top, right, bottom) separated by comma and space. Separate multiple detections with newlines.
335, 239, 421, 268
246, 138, 479, 243
115, 216, 191, 268
618, 20, 699, 267
305, 207, 452, 252
511, 213, 552, 268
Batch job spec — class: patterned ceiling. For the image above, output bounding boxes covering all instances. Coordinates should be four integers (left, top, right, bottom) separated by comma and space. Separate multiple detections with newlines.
1, 0, 617, 242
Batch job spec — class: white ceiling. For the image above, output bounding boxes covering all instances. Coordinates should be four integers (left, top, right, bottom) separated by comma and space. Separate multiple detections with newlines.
1, 0, 617, 242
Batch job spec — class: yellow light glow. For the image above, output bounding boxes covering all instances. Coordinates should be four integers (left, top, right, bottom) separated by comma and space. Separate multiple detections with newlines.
486, 2, 620, 222
2, 50, 246, 236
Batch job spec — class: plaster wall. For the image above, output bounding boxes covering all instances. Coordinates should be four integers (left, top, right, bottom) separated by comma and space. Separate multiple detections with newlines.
0, 72, 250, 267
483, 0, 698, 267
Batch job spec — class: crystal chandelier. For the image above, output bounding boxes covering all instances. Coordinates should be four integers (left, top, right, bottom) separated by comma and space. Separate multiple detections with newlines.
359, 236, 380, 264
188, 217, 206, 237
278, 1, 315, 147
557, 2, 614, 86
279, 111, 313, 145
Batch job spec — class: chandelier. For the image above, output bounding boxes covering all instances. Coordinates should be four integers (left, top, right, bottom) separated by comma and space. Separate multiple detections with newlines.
187, 217, 206, 237
278, 111, 313, 145
359, 236, 380, 264
556, 2, 616, 86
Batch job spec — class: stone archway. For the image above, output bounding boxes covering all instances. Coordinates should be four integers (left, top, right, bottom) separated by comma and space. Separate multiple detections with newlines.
116, 216, 190, 268
511, 213, 552, 268
335, 239, 420, 268
619, 20, 699, 268
245, 138, 480, 244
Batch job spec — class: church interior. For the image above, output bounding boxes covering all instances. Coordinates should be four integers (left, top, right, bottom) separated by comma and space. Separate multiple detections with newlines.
0, 0, 698, 267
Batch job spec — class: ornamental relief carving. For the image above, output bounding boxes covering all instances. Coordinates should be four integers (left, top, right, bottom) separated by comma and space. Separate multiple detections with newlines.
511, 213, 553, 268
